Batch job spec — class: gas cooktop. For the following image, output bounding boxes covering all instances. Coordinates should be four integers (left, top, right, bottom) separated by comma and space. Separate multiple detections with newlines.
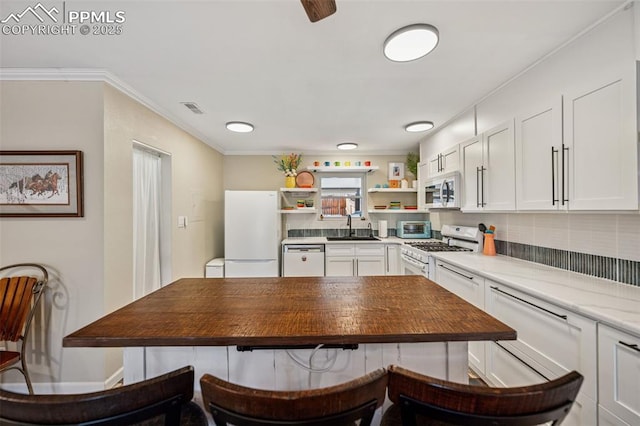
405, 225, 484, 253
406, 241, 473, 252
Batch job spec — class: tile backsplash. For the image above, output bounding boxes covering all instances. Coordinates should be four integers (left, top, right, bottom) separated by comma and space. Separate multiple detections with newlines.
285, 211, 640, 286
434, 212, 640, 286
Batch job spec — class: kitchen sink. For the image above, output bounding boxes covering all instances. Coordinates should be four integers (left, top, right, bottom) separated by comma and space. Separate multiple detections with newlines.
326, 236, 380, 241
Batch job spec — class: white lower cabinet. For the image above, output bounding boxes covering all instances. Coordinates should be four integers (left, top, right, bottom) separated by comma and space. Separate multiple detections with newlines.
485, 342, 546, 387
433, 261, 486, 376
598, 324, 640, 426
484, 341, 596, 426
325, 244, 385, 277
600, 406, 632, 426
485, 281, 597, 426
355, 244, 386, 276
325, 256, 355, 276
429, 256, 637, 426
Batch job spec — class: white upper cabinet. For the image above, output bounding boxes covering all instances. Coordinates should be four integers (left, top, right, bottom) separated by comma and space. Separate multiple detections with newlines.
461, 136, 483, 211
515, 97, 564, 211
427, 145, 460, 178
564, 76, 638, 210
459, 6, 638, 213
417, 161, 429, 209
483, 120, 516, 211
461, 120, 516, 212
515, 74, 638, 212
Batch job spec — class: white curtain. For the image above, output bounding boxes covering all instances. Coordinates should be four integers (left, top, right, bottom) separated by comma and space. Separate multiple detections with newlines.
133, 148, 162, 299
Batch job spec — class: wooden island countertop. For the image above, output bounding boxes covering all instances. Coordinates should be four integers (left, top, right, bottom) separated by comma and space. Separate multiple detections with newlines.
63, 275, 515, 348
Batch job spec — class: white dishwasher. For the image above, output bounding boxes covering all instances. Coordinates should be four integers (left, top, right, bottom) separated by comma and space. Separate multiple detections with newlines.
283, 244, 325, 277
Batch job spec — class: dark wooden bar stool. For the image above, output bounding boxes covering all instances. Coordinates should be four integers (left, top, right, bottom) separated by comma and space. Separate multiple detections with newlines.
200, 368, 388, 425
0, 366, 207, 425
381, 365, 583, 426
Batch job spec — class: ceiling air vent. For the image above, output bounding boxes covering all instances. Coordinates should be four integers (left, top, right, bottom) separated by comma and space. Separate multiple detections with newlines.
181, 102, 203, 114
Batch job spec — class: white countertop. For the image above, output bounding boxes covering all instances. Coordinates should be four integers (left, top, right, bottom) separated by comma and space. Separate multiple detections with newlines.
280, 237, 640, 337
430, 252, 640, 338
281, 236, 409, 245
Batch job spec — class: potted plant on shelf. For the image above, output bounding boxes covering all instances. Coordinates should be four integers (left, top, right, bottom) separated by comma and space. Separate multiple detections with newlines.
406, 152, 419, 188
273, 153, 303, 188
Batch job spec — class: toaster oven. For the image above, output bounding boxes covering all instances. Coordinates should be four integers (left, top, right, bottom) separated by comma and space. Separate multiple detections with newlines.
397, 221, 431, 239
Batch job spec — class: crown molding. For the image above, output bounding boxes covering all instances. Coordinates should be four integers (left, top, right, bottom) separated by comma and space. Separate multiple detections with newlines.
0, 68, 225, 154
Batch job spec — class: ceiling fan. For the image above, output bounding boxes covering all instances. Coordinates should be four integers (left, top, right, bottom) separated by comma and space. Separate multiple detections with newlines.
300, 0, 337, 22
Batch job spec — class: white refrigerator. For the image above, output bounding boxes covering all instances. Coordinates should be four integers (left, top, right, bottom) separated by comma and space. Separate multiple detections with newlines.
224, 190, 280, 277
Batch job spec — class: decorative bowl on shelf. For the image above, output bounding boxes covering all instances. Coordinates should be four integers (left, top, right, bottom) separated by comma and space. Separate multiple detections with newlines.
374, 205, 387, 210
295, 171, 314, 188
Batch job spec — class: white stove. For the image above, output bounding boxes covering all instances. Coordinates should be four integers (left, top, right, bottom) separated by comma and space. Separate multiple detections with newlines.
400, 225, 483, 278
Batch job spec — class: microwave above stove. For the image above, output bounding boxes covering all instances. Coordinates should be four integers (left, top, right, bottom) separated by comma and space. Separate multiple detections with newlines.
397, 221, 431, 239
424, 172, 461, 209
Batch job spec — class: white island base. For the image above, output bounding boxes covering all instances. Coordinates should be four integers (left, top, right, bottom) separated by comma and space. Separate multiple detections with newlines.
124, 341, 469, 425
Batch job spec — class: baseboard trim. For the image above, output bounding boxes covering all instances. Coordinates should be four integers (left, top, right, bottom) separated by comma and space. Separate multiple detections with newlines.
1, 367, 124, 394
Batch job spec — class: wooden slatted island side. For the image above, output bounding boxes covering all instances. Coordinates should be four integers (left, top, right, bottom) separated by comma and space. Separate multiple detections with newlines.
63, 276, 516, 392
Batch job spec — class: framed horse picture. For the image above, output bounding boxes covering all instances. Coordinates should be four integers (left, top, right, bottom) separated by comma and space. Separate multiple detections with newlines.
0, 151, 84, 217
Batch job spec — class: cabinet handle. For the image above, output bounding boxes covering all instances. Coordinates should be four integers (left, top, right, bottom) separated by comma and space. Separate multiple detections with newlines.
480, 166, 486, 207
476, 167, 481, 207
619, 341, 640, 352
438, 264, 474, 281
561, 144, 569, 205
495, 342, 550, 381
386, 246, 390, 273
490, 286, 568, 320
551, 147, 559, 206
439, 154, 443, 172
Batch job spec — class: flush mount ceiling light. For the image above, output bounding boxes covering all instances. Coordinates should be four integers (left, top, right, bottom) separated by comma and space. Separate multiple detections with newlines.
337, 142, 358, 150
405, 121, 434, 132
226, 121, 254, 133
384, 24, 439, 62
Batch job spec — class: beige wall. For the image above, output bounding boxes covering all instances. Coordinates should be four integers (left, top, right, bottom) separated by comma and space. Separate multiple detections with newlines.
224, 153, 425, 237
224, 153, 418, 191
0, 81, 108, 389
0, 81, 224, 391
104, 85, 224, 282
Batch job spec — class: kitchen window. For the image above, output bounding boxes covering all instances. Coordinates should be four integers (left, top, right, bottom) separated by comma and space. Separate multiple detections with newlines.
320, 174, 365, 218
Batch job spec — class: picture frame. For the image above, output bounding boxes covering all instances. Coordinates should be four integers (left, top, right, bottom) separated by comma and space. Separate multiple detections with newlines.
388, 162, 404, 180
0, 150, 84, 217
